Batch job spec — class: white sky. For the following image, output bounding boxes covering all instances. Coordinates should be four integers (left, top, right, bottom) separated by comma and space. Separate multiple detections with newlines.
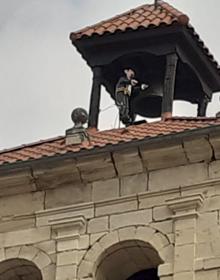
0, 0, 220, 149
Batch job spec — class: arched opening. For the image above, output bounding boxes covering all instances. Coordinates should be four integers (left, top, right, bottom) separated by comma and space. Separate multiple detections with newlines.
95, 240, 163, 280
0, 258, 42, 280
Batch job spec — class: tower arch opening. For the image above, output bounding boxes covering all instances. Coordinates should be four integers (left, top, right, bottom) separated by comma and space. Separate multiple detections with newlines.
95, 240, 163, 280
0, 258, 42, 280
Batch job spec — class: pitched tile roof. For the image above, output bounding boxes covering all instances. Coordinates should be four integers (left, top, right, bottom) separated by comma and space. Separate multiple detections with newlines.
70, 1, 220, 74
1, 118, 220, 166
71, 1, 189, 40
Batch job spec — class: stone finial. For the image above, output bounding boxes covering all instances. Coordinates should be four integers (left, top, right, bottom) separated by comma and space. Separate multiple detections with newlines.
65, 108, 89, 145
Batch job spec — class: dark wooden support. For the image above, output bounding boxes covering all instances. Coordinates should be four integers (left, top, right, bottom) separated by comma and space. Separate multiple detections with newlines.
162, 53, 178, 119
197, 95, 209, 117
88, 66, 102, 128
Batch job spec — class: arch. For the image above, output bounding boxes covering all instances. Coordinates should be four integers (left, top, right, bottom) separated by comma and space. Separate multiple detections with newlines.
0, 258, 42, 280
77, 225, 173, 279
3, 245, 54, 280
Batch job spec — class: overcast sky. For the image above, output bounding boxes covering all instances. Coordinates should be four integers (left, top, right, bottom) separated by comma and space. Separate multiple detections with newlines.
1, 0, 220, 150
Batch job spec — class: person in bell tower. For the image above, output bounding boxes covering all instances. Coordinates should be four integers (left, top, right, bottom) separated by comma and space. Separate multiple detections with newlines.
115, 68, 148, 126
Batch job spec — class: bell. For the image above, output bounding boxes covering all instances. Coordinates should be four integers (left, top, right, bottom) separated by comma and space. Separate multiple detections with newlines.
132, 76, 164, 118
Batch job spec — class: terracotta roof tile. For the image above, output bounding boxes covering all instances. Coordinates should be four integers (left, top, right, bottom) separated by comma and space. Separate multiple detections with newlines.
71, 1, 188, 41
1, 118, 220, 166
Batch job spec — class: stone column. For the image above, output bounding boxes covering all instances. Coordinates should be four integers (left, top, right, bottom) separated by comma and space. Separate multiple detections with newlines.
50, 215, 86, 280
167, 194, 204, 280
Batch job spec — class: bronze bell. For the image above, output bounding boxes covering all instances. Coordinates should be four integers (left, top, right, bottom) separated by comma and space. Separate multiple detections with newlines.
132, 75, 164, 118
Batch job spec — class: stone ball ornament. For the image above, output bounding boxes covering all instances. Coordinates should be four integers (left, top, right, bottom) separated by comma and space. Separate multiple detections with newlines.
71, 108, 88, 127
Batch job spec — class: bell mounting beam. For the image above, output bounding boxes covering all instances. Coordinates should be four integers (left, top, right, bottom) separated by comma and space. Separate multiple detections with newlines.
88, 66, 102, 128
162, 53, 178, 119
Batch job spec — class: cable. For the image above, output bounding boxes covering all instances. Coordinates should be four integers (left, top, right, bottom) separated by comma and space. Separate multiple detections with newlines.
114, 112, 119, 128
99, 104, 115, 113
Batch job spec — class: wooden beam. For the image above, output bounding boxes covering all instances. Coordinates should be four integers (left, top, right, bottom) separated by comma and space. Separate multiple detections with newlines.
197, 94, 209, 117
162, 53, 178, 119
88, 66, 102, 128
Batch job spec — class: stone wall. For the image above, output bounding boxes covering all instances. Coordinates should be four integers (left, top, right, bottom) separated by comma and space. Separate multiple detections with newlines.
0, 134, 220, 279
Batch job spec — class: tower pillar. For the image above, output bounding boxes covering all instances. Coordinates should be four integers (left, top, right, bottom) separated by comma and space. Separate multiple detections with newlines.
88, 66, 102, 128
162, 53, 178, 120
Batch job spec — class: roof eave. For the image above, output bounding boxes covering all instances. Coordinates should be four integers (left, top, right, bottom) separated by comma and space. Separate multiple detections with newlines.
1, 124, 220, 173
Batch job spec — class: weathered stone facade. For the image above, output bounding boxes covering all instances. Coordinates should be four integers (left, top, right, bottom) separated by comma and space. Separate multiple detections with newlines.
1, 133, 220, 280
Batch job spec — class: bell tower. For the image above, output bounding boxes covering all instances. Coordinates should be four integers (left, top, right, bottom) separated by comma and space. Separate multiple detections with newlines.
70, 1, 220, 128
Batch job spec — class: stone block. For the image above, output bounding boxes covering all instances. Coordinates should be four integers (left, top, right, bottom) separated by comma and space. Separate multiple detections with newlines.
0, 248, 5, 262
79, 235, 90, 250
174, 271, 194, 280
197, 212, 218, 243
150, 232, 169, 251
90, 232, 107, 246
98, 231, 119, 251
41, 264, 56, 280
120, 173, 148, 196
113, 148, 144, 176
92, 178, 119, 202
56, 239, 78, 252
18, 245, 39, 260
174, 244, 194, 273
151, 220, 173, 234
0, 191, 44, 217
158, 263, 173, 277
160, 244, 174, 263
139, 191, 181, 209
204, 257, 220, 270
57, 251, 78, 265
95, 196, 137, 217
77, 153, 116, 182
36, 240, 56, 255
88, 216, 109, 234
196, 270, 218, 280
33, 251, 52, 269
153, 206, 172, 222
56, 264, 77, 280
209, 135, 220, 159
183, 137, 212, 163
110, 209, 152, 230
140, 144, 187, 171
0, 168, 36, 197
77, 260, 93, 279
118, 226, 136, 241
149, 163, 208, 191
196, 242, 213, 259
45, 184, 91, 209
5, 247, 20, 259
33, 160, 81, 190
200, 195, 220, 212
2, 226, 51, 248
0, 216, 35, 233
78, 250, 87, 263
175, 227, 195, 245
209, 160, 220, 179
84, 241, 103, 262
136, 226, 155, 241
175, 218, 196, 231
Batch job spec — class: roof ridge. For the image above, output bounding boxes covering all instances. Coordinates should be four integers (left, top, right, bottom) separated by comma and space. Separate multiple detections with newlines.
159, 1, 184, 18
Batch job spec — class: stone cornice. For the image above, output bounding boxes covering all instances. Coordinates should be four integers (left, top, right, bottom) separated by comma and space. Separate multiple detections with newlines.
166, 194, 204, 219
50, 215, 87, 240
